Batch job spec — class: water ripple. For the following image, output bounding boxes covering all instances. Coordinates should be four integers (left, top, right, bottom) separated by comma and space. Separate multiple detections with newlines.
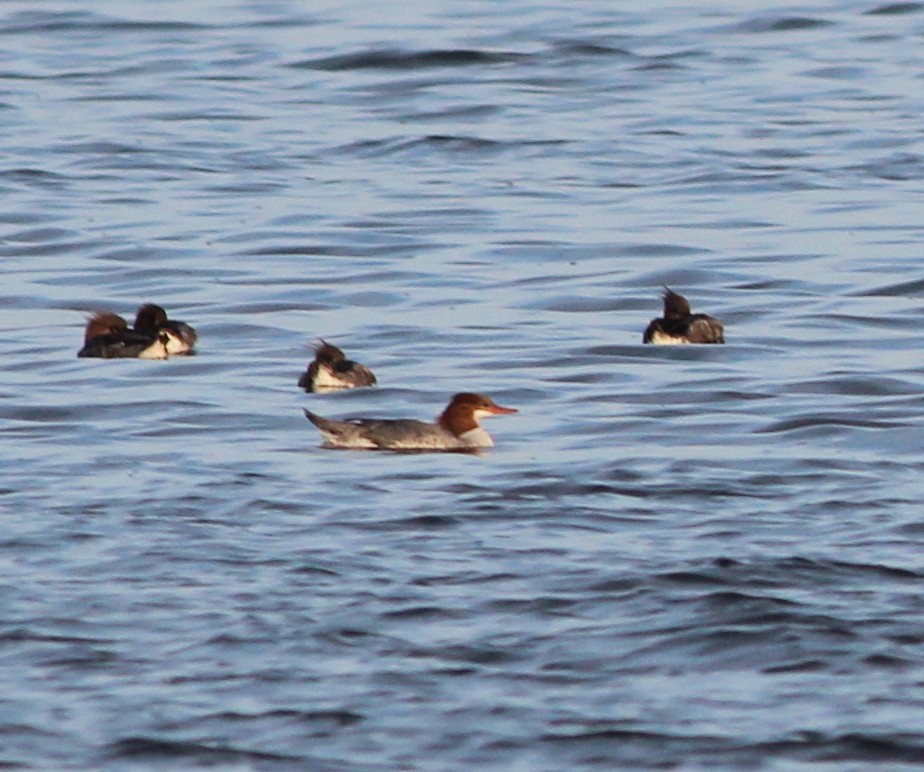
2, 1, 924, 769
296, 48, 531, 71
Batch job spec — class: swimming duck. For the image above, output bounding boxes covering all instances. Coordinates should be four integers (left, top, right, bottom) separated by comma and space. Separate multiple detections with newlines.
304, 392, 517, 451
643, 288, 724, 344
77, 312, 169, 359
133, 304, 198, 355
298, 340, 377, 393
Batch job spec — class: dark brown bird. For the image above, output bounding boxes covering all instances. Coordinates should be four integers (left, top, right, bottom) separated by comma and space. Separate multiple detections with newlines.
643, 288, 724, 344
298, 340, 377, 393
78, 311, 169, 359
133, 304, 198, 355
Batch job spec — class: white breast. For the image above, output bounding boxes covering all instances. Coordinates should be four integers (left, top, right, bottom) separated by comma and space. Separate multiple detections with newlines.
457, 426, 494, 448
138, 340, 169, 359
648, 330, 689, 345
311, 364, 347, 391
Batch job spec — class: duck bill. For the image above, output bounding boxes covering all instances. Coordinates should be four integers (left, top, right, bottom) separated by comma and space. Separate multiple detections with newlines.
488, 404, 518, 415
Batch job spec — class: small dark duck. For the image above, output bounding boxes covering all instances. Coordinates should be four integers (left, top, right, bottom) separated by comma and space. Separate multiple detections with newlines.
298, 340, 377, 393
643, 288, 724, 344
77, 311, 169, 359
78, 304, 198, 359
133, 304, 198, 356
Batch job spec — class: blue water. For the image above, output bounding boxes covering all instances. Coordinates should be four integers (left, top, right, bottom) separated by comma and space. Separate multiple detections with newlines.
2, 0, 924, 768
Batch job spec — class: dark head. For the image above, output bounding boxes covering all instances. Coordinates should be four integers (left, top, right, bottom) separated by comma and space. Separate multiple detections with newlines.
314, 340, 346, 364
438, 392, 518, 435
134, 304, 169, 333
662, 288, 691, 319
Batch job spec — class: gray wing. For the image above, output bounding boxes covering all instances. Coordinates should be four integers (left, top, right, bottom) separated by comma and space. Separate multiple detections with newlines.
304, 412, 454, 450
353, 419, 452, 449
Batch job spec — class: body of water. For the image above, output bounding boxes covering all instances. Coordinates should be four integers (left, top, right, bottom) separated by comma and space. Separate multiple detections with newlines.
2, 0, 924, 768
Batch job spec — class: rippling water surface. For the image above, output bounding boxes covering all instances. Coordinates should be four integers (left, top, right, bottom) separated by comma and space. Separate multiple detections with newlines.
2, 0, 924, 768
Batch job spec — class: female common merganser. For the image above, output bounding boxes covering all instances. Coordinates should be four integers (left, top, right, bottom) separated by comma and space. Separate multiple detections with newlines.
643, 288, 725, 344
304, 392, 517, 451
77, 312, 170, 359
133, 303, 198, 355
298, 340, 377, 393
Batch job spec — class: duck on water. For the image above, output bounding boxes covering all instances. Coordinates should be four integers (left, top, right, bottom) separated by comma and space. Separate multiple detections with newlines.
643, 288, 724, 344
304, 392, 517, 451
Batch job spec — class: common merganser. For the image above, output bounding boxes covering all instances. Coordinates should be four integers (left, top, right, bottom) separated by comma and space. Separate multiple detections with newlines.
77, 312, 169, 359
304, 392, 517, 451
134, 304, 198, 355
298, 340, 376, 393
643, 288, 725, 344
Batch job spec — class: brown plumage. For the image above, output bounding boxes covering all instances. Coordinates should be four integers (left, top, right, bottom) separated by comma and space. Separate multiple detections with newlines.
643, 288, 725, 344
83, 312, 128, 344
78, 312, 169, 359
298, 340, 377, 393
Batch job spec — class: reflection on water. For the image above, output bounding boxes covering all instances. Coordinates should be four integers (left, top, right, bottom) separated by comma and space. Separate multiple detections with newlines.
2, 0, 924, 768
